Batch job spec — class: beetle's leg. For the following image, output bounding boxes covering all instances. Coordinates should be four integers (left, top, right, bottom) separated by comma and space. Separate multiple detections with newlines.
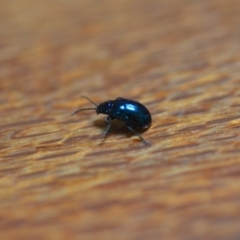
126, 126, 150, 146
103, 116, 113, 136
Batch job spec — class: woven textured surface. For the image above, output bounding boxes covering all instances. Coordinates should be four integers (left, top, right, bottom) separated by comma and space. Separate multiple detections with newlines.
1, 0, 240, 239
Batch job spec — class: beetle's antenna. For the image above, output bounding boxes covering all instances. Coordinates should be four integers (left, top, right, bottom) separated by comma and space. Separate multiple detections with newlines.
71, 108, 97, 116
81, 96, 98, 107
71, 96, 98, 115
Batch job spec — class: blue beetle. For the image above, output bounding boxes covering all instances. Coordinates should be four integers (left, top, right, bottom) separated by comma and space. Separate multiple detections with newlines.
72, 96, 152, 145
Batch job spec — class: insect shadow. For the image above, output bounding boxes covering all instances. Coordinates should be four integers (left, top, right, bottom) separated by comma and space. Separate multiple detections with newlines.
92, 118, 149, 141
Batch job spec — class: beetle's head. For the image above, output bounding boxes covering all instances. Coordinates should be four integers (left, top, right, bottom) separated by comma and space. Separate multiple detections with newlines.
97, 100, 113, 115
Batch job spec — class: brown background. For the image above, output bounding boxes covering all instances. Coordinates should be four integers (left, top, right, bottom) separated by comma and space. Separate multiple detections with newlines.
1, 0, 240, 239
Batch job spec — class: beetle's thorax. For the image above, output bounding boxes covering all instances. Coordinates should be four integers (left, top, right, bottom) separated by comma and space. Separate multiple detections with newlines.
96, 100, 114, 115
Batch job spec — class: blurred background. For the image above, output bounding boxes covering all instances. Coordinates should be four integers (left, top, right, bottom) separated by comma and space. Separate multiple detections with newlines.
1, 0, 240, 239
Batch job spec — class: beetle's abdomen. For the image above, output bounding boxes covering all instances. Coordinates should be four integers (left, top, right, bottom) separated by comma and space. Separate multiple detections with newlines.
111, 99, 152, 129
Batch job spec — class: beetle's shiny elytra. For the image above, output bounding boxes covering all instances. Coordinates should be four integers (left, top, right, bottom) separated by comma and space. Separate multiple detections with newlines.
72, 96, 152, 145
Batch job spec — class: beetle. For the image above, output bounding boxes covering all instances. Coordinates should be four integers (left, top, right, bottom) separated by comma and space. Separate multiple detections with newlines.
72, 96, 152, 145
